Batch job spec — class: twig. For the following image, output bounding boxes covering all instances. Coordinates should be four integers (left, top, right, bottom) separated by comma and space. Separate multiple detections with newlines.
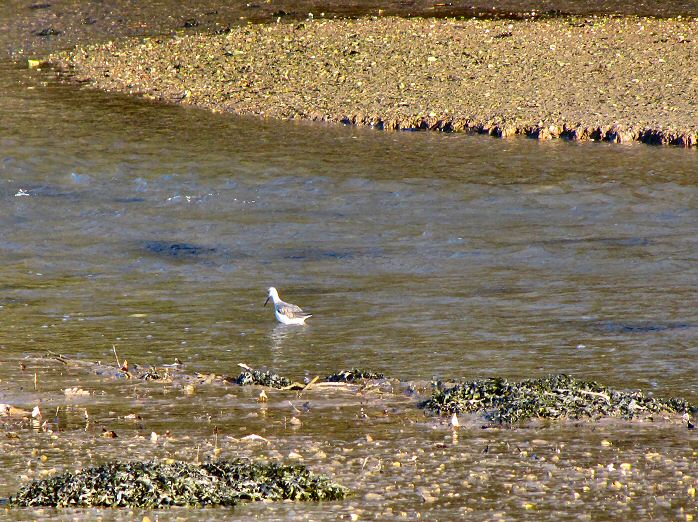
301, 376, 320, 393
45, 350, 68, 364
112, 345, 121, 368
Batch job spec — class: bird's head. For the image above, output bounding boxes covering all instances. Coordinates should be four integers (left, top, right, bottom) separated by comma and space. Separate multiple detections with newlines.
264, 287, 279, 306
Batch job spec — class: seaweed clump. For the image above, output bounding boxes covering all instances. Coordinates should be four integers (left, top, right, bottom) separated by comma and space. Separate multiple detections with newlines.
9, 459, 349, 508
232, 366, 386, 388
325, 368, 386, 382
424, 374, 695, 424
233, 369, 292, 388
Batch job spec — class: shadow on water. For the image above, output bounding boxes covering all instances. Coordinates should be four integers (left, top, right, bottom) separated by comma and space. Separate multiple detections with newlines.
142, 241, 219, 260
589, 320, 695, 334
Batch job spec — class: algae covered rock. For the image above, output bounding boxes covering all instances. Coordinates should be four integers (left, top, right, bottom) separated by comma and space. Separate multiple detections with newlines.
424, 374, 695, 424
9, 459, 349, 508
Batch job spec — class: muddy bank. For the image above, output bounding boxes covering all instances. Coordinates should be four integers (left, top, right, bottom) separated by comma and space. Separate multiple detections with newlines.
47, 16, 698, 147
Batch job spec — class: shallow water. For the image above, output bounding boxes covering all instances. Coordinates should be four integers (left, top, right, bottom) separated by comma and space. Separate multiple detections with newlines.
2, 61, 696, 391
0, 60, 696, 519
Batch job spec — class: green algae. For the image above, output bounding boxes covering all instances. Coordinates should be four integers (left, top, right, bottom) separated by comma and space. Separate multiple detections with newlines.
424, 374, 695, 424
9, 459, 349, 508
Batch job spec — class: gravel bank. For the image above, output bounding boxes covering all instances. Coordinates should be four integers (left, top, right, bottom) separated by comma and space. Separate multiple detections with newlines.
49, 16, 698, 146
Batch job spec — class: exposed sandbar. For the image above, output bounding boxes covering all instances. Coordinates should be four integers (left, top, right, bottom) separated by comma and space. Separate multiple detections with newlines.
50, 16, 698, 146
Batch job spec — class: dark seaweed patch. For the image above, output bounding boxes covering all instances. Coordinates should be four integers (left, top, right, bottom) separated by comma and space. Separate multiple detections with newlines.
232, 367, 387, 387
233, 368, 292, 388
35, 28, 62, 37
325, 369, 386, 382
9, 459, 349, 508
423, 374, 694, 424
138, 366, 170, 381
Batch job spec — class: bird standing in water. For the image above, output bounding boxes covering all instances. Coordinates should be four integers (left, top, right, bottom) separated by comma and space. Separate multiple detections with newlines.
264, 287, 312, 325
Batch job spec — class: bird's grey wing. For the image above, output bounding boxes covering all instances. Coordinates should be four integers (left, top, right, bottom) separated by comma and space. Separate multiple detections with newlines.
276, 302, 310, 318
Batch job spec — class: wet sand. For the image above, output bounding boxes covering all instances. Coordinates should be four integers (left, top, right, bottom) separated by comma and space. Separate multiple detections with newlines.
47, 15, 698, 146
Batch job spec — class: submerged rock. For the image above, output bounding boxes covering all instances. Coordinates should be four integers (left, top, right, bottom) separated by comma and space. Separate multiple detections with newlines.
9, 459, 349, 508
424, 374, 695, 424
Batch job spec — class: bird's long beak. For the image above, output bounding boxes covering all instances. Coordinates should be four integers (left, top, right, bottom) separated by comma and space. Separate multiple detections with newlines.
264, 296, 270, 307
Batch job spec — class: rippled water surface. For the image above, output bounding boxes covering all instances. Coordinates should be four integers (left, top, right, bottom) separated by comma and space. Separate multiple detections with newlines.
0, 61, 696, 520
